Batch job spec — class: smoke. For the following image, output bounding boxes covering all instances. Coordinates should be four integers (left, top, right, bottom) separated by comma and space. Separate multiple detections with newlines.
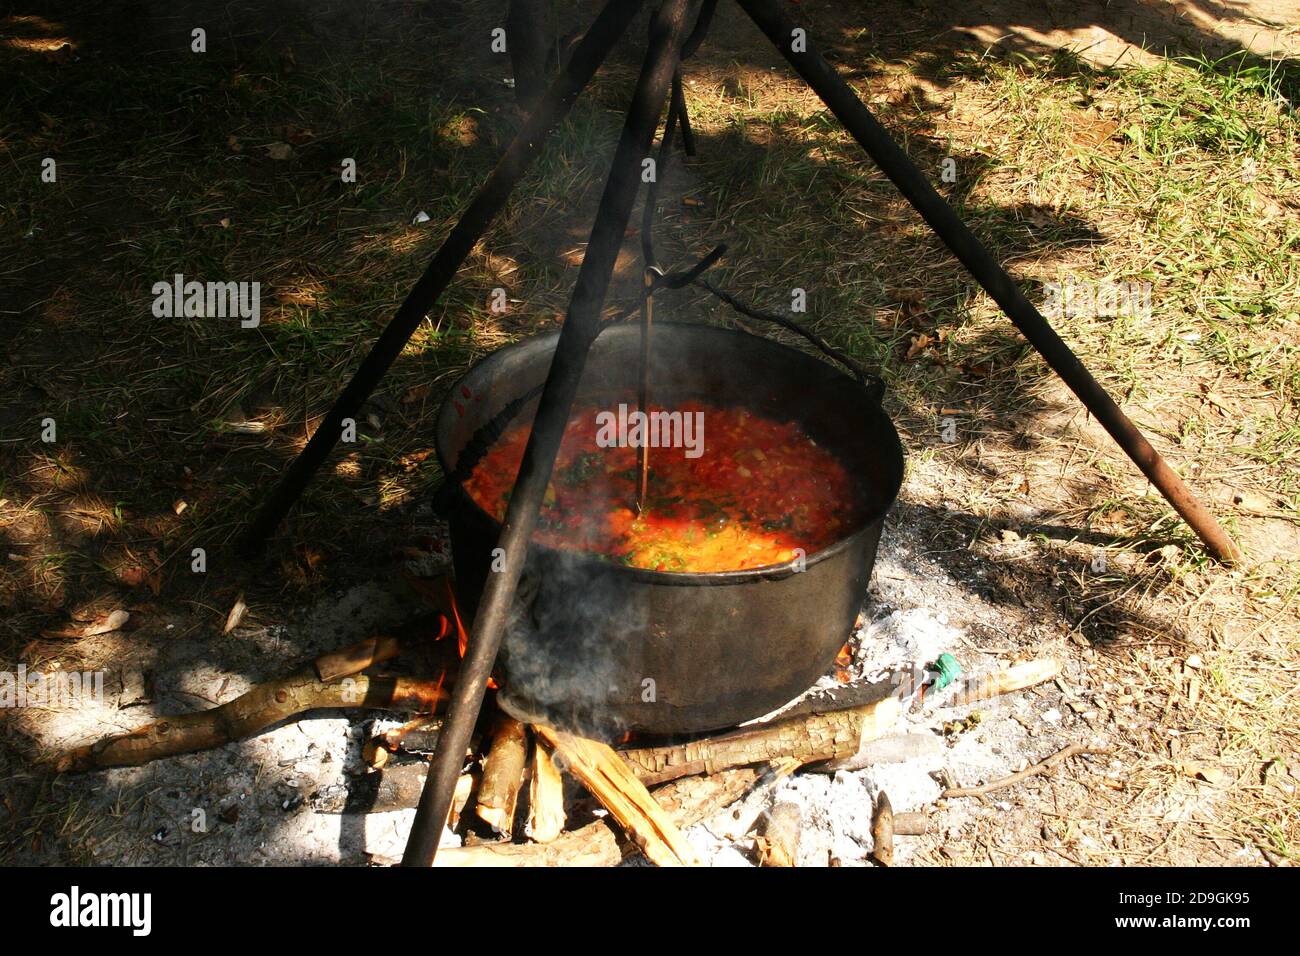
496, 546, 648, 743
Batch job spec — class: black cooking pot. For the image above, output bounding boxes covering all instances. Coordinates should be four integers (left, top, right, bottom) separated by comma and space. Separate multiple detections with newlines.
434, 322, 903, 737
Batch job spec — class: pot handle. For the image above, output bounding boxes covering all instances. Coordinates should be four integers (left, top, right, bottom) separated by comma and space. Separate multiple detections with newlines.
696, 277, 886, 403
633, 243, 887, 403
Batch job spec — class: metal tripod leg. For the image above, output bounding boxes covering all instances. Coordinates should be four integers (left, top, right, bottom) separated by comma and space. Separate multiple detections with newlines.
400, 0, 693, 867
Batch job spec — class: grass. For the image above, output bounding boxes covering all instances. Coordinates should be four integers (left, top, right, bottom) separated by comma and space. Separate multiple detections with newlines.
2, 4, 1297, 863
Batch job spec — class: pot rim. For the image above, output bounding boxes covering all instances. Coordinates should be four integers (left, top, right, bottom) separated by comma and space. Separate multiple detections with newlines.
434, 321, 904, 586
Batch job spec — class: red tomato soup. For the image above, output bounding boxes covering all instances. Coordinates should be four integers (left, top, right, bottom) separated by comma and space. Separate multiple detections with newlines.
464, 401, 864, 572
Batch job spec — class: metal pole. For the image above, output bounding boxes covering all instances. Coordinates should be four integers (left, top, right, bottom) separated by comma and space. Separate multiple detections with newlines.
401, 0, 692, 867
737, 0, 1242, 564
237, 0, 645, 554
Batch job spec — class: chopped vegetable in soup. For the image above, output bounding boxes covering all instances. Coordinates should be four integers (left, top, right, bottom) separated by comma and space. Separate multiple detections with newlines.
464, 401, 863, 572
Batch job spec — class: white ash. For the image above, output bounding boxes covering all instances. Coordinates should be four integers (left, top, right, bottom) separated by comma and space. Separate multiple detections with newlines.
686, 514, 1073, 867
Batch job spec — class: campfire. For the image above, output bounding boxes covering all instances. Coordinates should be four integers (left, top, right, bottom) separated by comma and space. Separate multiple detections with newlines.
55, 570, 1066, 867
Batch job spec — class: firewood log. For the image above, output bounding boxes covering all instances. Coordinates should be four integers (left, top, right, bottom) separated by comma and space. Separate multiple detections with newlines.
526, 740, 566, 843
618, 696, 901, 786
476, 717, 529, 834
55, 671, 449, 772
535, 725, 699, 866
433, 768, 757, 867
315, 635, 403, 682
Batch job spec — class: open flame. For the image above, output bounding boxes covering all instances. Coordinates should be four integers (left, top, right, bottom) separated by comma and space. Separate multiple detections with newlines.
835, 641, 854, 684
406, 571, 495, 689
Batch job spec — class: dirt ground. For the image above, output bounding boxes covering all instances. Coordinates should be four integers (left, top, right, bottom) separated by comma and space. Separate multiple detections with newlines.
1, 1, 1296, 865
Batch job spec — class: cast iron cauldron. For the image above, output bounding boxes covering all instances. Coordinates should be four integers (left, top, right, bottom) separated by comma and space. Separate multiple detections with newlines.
434, 322, 903, 737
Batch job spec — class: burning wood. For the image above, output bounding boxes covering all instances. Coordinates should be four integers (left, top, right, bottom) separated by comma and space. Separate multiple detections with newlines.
534, 724, 699, 867
526, 739, 566, 843
476, 716, 529, 835
449, 772, 477, 832
434, 768, 757, 867
377, 715, 443, 756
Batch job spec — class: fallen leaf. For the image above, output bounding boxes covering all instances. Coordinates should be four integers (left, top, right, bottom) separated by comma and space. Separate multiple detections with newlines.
1181, 761, 1224, 785
1146, 543, 1182, 565
223, 592, 248, 634
117, 565, 149, 588
296, 544, 325, 572
1202, 390, 1232, 415
905, 332, 935, 360
1230, 489, 1273, 512
264, 141, 293, 161
397, 448, 434, 472
401, 383, 432, 405
1261, 759, 1285, 785
1071, 113, 1119, 149
1023, 206, 1055, 228
83, 609, 130, 636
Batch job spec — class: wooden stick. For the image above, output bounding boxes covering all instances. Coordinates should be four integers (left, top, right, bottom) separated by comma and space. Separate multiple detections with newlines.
433, 768, 757, 867
870, 791, 893, 866
535, 724, 699, 867
618, 696, 900, 786
55, 671, 449, 772
526, 739, 566, 843
948, 658, 1060, 707
315, 635, 404, 682
892, 811, 928, 836
379, 715, 443, 755
476, 717, 529, 835
449, 772, 477, 832
941, 744, 1111, 799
